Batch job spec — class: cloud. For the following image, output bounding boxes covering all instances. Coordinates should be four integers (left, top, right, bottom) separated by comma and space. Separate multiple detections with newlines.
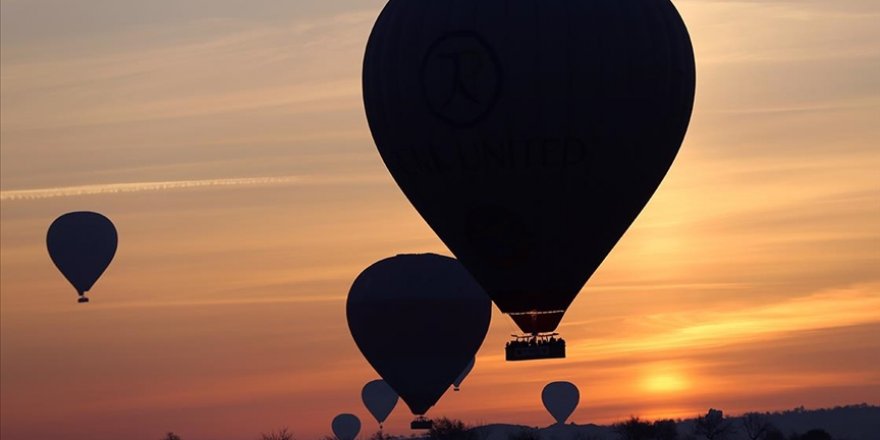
566, 282, 880, 359
0, 12, 372, 130
0, 174, 384, 201
67, 294, 349, 312
679, 0, 880, 66
705, 96, 880, 115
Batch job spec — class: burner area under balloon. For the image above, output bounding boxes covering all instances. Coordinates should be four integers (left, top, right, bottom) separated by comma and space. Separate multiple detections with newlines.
505, 333, 566, 361
410, 417, 433, 430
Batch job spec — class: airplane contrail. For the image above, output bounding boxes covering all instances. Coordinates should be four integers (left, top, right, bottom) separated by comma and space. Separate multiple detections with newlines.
0, 176, 306, 201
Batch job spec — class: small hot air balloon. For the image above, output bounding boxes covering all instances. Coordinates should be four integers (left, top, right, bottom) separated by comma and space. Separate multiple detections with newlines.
347, 254, 491, 429
362, 379, 398, 429
332, 413, 361, 440
363, 0, 696, 358
542, 381, 580, 425
46, 211, 118, 303
452, 357, 475, 391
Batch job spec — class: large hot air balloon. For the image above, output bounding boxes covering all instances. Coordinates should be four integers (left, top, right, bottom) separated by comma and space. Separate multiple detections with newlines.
452, 357, 475, 391
332, 413, 361, 440
347, 254, 491, 429
542, 381, 580, 425
362, 379, 399, 429
46, 211, 118, 303
362, 0, 696, 357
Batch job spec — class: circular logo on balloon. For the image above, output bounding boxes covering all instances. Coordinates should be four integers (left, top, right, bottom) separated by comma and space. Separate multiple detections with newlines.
420, 31, 501, 128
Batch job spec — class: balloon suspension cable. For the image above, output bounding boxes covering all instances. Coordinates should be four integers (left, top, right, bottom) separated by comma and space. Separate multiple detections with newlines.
508, 309, 565, 335
507, 309, 565, 316
509, 332, 559, 339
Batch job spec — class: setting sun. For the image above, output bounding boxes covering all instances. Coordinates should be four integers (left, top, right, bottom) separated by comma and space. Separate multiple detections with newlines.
641, 365, 691, 394
1, 0, 879, 439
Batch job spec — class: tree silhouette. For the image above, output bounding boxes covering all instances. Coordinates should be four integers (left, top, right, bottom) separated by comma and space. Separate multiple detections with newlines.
693, 409, 735, 440
653, 419, 679, 440
162, 433, 182, 440
742, 413, 773, 440
429, 418, 473, 440
258, 427, 294, 440
369, 430, 395, 440
613, 416, 654, 440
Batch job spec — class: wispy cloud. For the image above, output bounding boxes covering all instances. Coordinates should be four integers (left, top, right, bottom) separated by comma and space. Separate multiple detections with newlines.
680, 0, 880, 66
0, 11, 373, 131
66, 295, 349, 312
705, 96, 880, 115
0, 174, 384, 201
569, 283, 880, 359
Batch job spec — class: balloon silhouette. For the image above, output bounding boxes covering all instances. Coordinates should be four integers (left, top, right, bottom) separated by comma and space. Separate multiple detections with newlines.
542, 381, 580, 425
362, 379, 398, 428
363, 0, 696, 336
46, 211, 118, 303
452, 357, 475, 391
347, 254, 491, 422
332, 413, 361, 440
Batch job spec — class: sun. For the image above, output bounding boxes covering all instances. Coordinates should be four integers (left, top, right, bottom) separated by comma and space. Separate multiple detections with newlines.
641, 370, 690, 394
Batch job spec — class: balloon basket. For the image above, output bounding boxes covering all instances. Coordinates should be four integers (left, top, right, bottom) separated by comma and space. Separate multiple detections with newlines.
505, 333, 565, 361
410, 417, 433, 430
77, 296, 90, 304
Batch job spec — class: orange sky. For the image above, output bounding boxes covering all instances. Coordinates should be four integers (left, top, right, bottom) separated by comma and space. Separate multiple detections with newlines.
1, 1, 879, 439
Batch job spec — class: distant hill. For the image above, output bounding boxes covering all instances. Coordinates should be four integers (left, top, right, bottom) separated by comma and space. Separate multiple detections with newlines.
744, 404, 878, 440
462, 404, 879, 440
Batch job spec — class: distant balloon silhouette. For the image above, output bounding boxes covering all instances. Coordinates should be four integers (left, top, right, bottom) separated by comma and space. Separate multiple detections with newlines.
542, 381, 580, 425
363, 0, 696, 346
362, 379, 398, 428
332, 413, 361, 440
452, 357, 475, 391
46, 211, 118, 303
347, 254, 491, 427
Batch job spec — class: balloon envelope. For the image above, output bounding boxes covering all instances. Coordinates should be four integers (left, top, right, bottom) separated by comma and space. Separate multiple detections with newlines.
363, 0, 696, 333
542, 381, 580, 424
453, 357, 475, 391
362, 379, 398, 426
46, 212, 118, 298
332, 413, 361, 440
347, 254, 491, 415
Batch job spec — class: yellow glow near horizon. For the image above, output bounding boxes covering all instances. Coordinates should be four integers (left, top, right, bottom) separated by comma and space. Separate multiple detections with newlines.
640, 364, 691, 394
642, 374, 689, 394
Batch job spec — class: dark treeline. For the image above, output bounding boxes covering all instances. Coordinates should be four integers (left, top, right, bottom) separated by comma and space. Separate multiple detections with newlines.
161, 403, 878, 440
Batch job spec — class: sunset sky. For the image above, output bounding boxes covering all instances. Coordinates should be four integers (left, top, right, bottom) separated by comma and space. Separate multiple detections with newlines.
1, 0, 878, 439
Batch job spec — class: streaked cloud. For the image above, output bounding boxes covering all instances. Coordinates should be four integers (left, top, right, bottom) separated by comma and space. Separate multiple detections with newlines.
572, 283, 880, 358
0, 174, 384, 201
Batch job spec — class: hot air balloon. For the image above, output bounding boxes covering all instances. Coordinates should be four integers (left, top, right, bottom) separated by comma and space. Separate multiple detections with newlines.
347, 254, 491, 429
452, 357, 475, 391
362, 379, 398, 429
332, 413, 361, 440
363, 0, 696, 359
542, 381, 580, 425
46, 211, 118, 303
